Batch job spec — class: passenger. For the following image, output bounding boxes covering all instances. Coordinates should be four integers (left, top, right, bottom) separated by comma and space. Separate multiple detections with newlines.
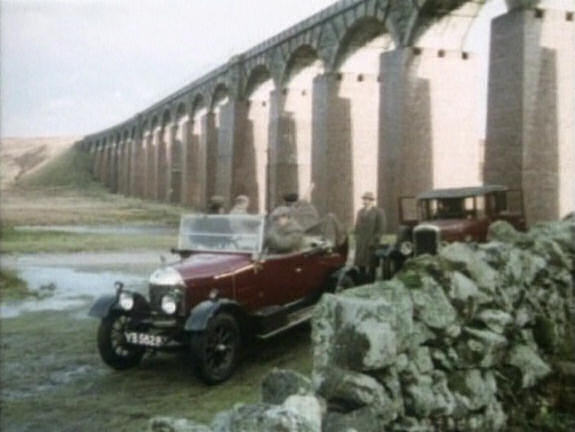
207, 195, 226, 214
230, 195, 250, 214
282, 191, 320, 234
265, 206, 304, 254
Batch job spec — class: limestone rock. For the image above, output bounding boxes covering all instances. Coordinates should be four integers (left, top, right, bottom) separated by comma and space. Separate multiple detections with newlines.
210, 403, 316, 432
404, 374, 436, 417
323, 406, 386, 432
507, 344, 552, 388
477, 309, 513, 334
449, 369, 497, 412
487, 220, 525, 244
460, 327, 508, 368
440, 243, 498, 295
316, 368, 390, 413
149, 417, 212, 432
336, 318, 397, 371
312, 293, 407, 372
283, 394, 323, 432
410, 275, 457, 330
261, 369, 313, 405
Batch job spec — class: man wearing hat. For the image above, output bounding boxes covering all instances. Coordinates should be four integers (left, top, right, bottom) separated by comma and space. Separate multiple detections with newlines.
354, 191, 386, 283
230, 195, 250, 214
281, 187, 320, 233
265, 206, 304, 254
207, 195, 226, 214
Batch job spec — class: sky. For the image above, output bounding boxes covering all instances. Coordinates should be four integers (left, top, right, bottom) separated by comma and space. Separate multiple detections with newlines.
0, 0, 337, 138
0, 0, 515, 139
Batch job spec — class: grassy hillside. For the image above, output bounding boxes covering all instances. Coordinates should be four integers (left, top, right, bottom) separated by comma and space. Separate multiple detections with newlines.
0, 138, 187, 252
17, 145, 99, 190
0, 137, 78, 189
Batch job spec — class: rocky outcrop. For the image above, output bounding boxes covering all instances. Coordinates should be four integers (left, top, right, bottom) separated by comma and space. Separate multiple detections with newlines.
148, 218, 574, 432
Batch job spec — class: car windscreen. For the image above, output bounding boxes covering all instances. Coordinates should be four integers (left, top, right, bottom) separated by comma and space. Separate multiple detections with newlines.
178, 214, 265, 253
420, 198, 471, 220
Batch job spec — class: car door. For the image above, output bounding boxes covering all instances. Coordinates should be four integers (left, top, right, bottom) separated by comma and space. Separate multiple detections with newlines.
258, 251, 309, 306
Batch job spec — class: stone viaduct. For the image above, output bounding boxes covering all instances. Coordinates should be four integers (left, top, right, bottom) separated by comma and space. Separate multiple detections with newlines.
78, 0, 575, 229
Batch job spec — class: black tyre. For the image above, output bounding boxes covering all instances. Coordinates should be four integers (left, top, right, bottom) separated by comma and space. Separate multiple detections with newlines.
97, 313, 145, 370
335, 275, 355, 293
381, 257, 394, 280
190, 312, 241, 385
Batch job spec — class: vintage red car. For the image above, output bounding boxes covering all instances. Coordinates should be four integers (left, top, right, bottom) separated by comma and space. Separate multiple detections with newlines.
89, 214, 351, 384
377, 185, 526, 278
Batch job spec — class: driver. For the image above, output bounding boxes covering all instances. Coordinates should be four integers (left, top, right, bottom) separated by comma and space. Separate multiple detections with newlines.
265, 206, 304, 254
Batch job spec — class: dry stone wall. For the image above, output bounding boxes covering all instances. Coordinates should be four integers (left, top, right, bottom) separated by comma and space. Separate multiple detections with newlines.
149, 217, 575, 432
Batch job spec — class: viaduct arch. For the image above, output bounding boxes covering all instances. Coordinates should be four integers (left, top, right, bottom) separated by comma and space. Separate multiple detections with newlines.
81, 0, 575, 228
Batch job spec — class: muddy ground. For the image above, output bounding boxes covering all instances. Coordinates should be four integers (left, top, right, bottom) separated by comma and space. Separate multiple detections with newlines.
1, 251, 312, 432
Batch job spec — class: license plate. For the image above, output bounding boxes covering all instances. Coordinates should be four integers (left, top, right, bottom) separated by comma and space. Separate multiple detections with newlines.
124, 332, 167, 347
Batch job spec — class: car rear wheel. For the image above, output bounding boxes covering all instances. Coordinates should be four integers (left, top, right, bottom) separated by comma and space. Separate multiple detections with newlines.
97, 313, 145, 370
190, 312, 241, 385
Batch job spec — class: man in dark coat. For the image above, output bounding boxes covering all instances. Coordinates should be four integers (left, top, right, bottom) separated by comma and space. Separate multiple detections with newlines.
354, 191, 386, 283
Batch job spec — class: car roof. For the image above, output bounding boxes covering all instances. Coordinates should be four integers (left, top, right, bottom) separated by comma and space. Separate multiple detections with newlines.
417, 185, 508, 200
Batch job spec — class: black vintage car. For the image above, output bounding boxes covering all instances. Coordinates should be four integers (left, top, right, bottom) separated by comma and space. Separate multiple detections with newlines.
376, 185, 526, 279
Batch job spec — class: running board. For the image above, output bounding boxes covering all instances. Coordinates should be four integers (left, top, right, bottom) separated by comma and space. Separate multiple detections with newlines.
256, 305, 315, 340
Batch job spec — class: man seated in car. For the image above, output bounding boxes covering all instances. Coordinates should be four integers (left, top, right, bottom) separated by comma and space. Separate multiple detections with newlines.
281, 190, 320, 234
265, 206, 304, 254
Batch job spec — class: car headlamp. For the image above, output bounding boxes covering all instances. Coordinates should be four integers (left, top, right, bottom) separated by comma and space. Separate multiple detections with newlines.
161, 294, 178, 315
118, 291, 135, 311
399, 241, 413, 256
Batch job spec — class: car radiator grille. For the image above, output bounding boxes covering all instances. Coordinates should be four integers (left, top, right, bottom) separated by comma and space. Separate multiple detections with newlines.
414, 227, 439, 256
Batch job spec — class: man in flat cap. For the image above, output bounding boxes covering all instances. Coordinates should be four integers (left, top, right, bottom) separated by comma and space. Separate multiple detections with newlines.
354, 191, 386, 283
265, 206, 304, 254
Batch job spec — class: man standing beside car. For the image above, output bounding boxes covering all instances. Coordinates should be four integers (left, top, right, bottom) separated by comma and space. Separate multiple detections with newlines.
354, 191, 386, 283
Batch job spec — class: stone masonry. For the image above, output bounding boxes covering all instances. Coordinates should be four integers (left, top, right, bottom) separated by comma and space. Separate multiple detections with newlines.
79, 0, 575, 228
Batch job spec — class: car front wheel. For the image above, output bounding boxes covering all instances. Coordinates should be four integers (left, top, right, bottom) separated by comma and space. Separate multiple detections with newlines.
97, 313, 145, 370
190, 312, 240, 385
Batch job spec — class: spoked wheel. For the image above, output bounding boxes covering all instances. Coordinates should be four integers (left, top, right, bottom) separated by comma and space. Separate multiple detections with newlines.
190, 312, 240, 385
97, 313, 145, 370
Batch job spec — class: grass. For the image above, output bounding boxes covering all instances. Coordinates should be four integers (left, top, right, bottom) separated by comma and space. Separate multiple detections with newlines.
2, 144, 187, 229
1, 308, 312, 431
17, 145, 97, 189
0, 226, 177, 254
0, 268, 31, 300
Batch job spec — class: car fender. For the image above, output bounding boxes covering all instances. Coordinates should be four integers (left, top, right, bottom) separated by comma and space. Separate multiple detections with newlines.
185, 298, 242, 332
88, 295, 119, 318
88, 292, 150, 318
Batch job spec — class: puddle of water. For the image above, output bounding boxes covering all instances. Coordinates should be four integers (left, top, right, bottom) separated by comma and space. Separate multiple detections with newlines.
1, 250, 177, 269
15, 224, 177, 236
1, 266, 148, 319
